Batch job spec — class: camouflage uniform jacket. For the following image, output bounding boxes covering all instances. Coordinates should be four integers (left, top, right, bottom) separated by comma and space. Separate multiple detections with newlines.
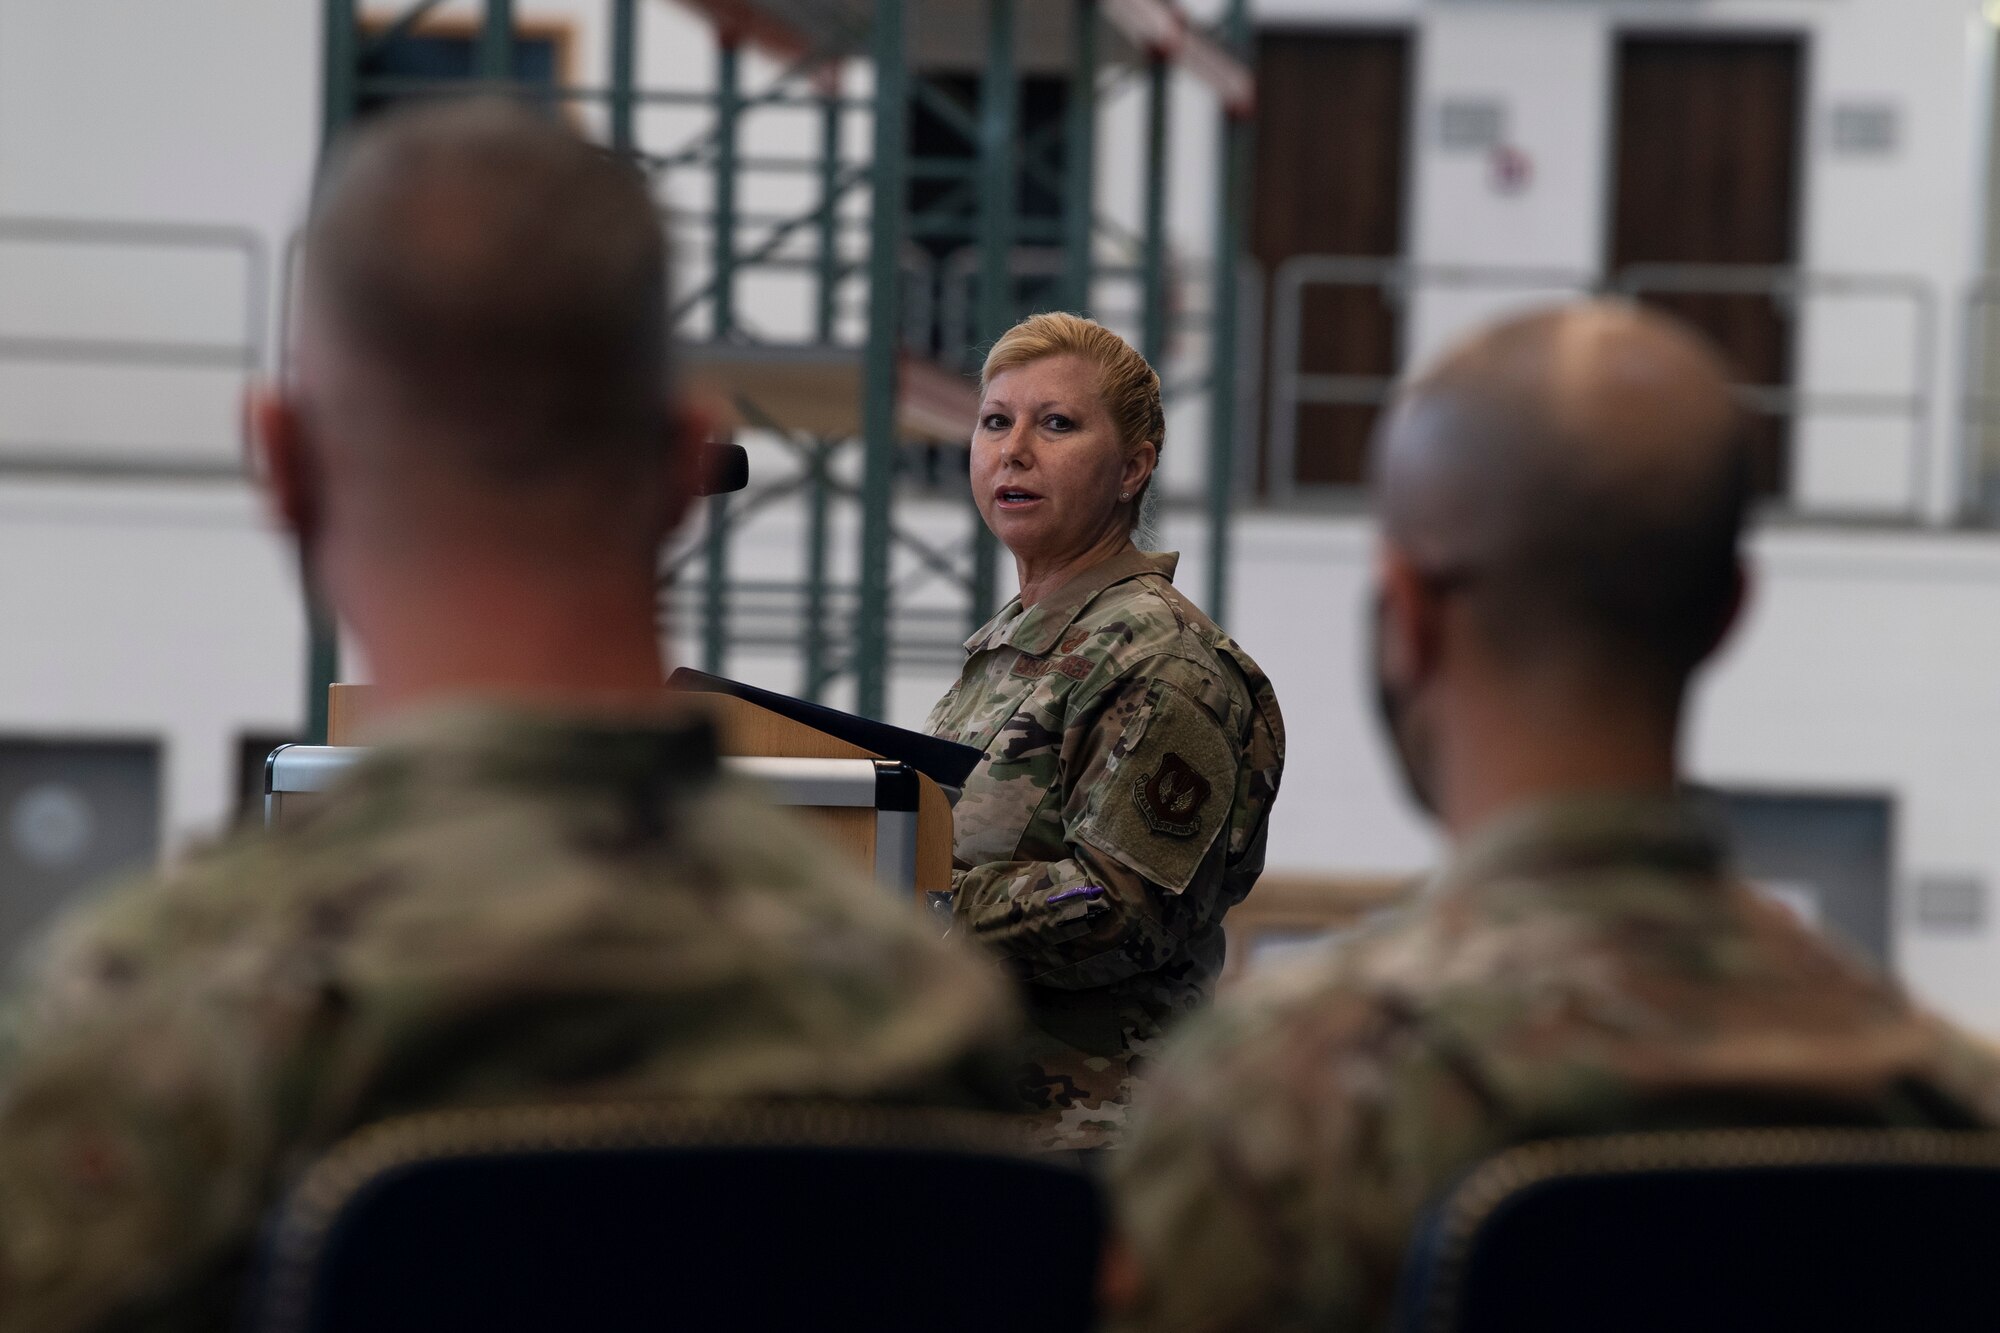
0, 704, 1022, 1333
1113, 795, 2000, 1333
926, 547, 1286, 1150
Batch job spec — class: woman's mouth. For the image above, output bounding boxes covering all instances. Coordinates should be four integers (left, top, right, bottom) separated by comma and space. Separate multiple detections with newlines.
993, 488, 1043, 510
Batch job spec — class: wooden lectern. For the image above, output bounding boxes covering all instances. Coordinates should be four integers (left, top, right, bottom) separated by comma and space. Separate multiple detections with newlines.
322, 679, 963, 898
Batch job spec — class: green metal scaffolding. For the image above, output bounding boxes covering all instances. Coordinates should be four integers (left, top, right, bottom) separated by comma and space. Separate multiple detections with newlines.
313, 0, 1253, 736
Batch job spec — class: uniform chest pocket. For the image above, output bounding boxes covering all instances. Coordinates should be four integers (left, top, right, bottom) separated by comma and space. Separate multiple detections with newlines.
952, 705, 1014, 759
950, 681, 1078, 867
951, 661, 1082, 756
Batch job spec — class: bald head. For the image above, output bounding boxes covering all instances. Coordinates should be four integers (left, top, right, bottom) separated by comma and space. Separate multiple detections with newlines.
299, 99, 671, 498
1373, 302, 1750, 692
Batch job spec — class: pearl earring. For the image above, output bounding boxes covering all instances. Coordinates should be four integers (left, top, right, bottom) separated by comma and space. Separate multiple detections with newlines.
1120, 491, 1131, 501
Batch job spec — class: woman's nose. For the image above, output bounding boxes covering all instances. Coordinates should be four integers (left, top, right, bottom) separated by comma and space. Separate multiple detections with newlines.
998, 422, 1033, 466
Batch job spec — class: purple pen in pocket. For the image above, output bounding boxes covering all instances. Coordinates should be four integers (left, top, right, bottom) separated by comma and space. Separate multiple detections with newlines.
1046, 885, 1106, 906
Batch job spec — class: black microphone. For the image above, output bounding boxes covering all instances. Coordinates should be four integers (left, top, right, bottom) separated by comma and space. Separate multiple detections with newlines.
695, 441, 749, 496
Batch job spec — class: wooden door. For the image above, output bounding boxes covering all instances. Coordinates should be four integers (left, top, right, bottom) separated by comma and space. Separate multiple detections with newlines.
1612, 35, 1803, 494
1252, 30, 1411, 492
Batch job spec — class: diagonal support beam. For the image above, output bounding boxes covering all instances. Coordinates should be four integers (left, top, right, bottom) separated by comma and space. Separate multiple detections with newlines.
669, 0, 841, 65
1102, 0, 1253, 114
730, 395, 978, 596
914, 78, 982, 148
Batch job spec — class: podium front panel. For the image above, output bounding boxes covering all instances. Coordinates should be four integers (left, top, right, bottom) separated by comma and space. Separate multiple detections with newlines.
265, 747, 923, 895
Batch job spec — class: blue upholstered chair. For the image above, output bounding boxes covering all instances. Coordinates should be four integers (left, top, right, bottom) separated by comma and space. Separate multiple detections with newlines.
1395, 1128, 2000, 1333
247, 1101, 1102, 1333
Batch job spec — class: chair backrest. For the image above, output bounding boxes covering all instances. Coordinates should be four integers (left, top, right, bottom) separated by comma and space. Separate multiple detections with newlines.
1395, 1129, 2000, 1333
248, 1101, 1103, 1333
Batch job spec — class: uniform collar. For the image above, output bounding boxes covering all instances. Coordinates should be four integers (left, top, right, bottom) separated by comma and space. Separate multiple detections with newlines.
964, 548, 1180, 657
1432, 791, 1728, 903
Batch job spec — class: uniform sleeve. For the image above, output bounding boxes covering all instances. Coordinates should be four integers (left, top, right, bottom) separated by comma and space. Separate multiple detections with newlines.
1108, 975, 1500, 1333
950, 667, 1240, 990
0, 886, 288, 1333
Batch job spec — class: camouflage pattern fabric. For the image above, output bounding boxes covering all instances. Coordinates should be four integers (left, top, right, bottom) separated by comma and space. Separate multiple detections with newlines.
0, 705, 1021, 1333
927, 547, 1286, 1150
1113, 795, 2000, 1333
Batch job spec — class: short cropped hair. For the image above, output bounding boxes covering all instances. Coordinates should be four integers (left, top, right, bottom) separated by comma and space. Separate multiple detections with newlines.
305, 98, 670, 483
981, 313, 1164, 531
1378, 304, 1752, 696
1470, 424, 1750, 686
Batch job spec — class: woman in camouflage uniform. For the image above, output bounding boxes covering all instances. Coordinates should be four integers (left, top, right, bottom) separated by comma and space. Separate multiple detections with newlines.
926, 312, 1285, 1150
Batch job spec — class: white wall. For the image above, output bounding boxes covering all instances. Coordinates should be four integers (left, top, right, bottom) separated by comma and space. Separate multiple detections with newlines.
0, 0, 321, 464
0, 0, 318, 228
0, 482, 302, 852
0, 0, 323, 844
1697, 527, 2000, 1028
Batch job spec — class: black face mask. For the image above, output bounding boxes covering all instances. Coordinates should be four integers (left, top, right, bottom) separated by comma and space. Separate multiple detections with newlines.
1368, 588, 1440, 819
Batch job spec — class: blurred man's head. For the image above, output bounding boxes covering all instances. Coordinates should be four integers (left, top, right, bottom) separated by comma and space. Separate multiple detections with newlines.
1368, 301, 1751, 830
251, 99, 701, 703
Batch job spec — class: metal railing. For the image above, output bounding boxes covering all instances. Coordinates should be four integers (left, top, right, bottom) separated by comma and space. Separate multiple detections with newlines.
1609, 264, 1936, 519
0, 217, 268, 482
1265, 255, 1941, 520
932, 245, 1210, 376
1265, 256, 1594, 503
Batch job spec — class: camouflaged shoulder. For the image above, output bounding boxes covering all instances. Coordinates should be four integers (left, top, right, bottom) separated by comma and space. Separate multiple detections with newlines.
1112, 912, 1469, 1333
1128, 580, 1286, 857
1055, 577, 1287, 883
1065, 576, 1248, 713
1101, 576, 1283, 742
1157, 581, 1286, 767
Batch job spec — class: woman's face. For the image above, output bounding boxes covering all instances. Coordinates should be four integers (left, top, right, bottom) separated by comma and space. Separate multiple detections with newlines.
971, 353, 1152, 573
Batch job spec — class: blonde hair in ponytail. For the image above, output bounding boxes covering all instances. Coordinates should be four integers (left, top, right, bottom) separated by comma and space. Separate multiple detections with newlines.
980, 312, 1164, 535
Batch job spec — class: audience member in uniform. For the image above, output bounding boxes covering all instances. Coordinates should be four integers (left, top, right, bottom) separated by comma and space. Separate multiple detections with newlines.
1109, 302, 2000, 1333
0, 100, 1020, 1333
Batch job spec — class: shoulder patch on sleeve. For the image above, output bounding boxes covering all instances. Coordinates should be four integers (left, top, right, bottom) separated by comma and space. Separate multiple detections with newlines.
1136, 751, 1213, 837
1075, 681, 1238, 894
